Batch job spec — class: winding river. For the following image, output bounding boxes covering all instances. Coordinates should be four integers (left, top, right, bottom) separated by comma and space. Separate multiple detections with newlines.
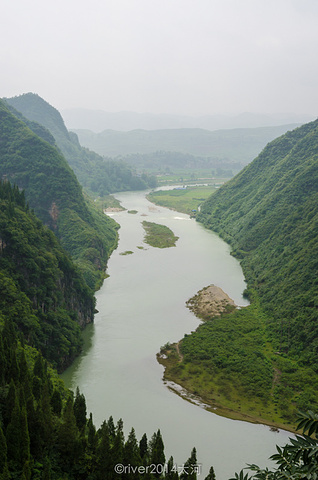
61, 189, 291, 479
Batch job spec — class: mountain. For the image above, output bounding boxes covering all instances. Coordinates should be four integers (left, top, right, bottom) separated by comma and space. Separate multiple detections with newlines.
0, 180, 94, 370
0, 98, 118, 289
71, 124, 300, 165
62, 108, 313, 132
4, 93, 157, 194
198, 116, 318, 372
197, 117, 318, 367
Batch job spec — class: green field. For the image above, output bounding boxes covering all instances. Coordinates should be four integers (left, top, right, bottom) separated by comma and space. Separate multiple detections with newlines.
147, 185, 220, 215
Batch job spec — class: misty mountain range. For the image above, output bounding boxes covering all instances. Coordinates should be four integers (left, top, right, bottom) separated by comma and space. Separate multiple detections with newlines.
62, 108, 314, 132
72, 124, 301, 164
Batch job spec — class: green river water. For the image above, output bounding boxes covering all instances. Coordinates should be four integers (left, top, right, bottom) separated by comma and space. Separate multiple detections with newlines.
62, 189, 291, 479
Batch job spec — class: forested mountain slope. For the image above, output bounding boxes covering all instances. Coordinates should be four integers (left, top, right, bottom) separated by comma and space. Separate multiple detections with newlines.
0, 99, 118, 289
4, 93, 157, 194
197, 119, 318, 367
0, 182, 200, 480
0, 181, 94, 370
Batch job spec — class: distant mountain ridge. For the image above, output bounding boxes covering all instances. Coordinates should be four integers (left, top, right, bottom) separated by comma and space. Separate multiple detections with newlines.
62, 108, 313, 132
72, 124, 300, 164
5, 93, 157, 194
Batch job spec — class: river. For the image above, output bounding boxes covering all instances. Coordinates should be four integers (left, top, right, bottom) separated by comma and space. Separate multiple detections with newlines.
61, 189, 291, 479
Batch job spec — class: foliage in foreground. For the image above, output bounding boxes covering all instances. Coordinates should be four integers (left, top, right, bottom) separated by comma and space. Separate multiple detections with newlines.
0, 181, 204, 480
231, 411, 318, 480
0, 317, 203, 480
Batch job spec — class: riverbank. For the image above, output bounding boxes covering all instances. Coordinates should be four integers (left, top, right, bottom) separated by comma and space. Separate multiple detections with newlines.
157, 343, 295, 433
157, 284, 297, 433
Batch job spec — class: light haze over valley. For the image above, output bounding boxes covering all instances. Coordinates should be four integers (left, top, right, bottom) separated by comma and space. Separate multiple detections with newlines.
1, 1, 318, 479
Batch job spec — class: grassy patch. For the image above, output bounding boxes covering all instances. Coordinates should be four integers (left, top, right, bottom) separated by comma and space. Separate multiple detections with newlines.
159, 300, 318, 430
147, 185, 219, 215
142, 221, 179, 248
93, 194, 124, 212
119, 250, 134, 256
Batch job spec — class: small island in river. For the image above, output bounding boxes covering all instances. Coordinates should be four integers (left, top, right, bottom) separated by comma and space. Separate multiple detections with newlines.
142, 220, 179, 248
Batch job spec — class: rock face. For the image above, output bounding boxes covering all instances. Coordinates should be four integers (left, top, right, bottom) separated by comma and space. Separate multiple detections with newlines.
186, 284, 236, 320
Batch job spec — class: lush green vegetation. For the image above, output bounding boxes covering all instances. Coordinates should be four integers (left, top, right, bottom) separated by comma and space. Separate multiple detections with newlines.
0, 181, 94, 370
197, 119, 318, 367
0, 98, 118, 289
93, 194, 124, 213
1, 96, 318, 478
147, 186, 219, 215
163, 119, 318, 427
142, 221, 179, 248
4, 93, 157, 195
0, 315, 200, 479
155, 172, 230, 186
0, 180, 204, 480
231, 411, 318, 479
160, 300, 318, 429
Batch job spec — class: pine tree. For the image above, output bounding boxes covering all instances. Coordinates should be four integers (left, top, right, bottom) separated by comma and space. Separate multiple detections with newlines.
165, 456, 178, 480
87, 413, 97, 451
139, 433, 148, 460
204, 466, 216, 480
96, 421, 112, 480
36, 381, 53, 447
149, 430, 165, 478
3, 379, 16, 429
73, 387, 87, 432
111, 418, 124, 472
6, 397, 30, 472
0, 425, 8, 474
56, 396, 79, 471
107, 415, 116, 441
7, 349, 19, 384
0, 335, 6, 386
123, 428, 141, 480
180, 448, 197, 480
51, 388, 62, 416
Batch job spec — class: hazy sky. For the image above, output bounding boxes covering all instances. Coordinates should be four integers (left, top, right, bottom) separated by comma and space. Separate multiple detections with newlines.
2, 0, 318, 115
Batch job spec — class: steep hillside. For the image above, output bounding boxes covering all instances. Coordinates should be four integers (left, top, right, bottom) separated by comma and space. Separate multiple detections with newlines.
4, 93, 157, 194
0, 181, 94, 370
197, 118, 318, 366
0, 98, 117, 288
